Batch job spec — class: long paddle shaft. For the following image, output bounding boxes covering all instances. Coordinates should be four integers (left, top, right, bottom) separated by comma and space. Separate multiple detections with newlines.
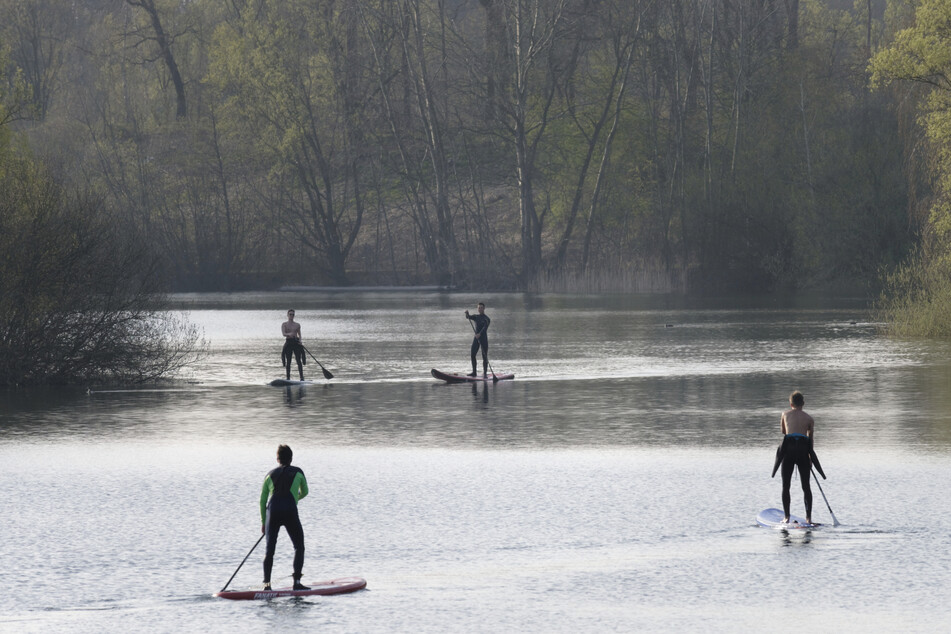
467, 315, 498, 382
811, 466, 841, 527
300, 343, 333, 380
220, 534, 264, 592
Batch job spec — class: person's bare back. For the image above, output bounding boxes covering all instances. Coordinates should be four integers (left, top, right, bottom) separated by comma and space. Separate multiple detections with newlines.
781, 399, 814, 437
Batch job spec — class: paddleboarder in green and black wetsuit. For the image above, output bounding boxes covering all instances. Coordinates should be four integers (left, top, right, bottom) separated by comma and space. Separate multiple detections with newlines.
261, 444, 309, 591
777, 391, 815, 525
465, 303, 490, 377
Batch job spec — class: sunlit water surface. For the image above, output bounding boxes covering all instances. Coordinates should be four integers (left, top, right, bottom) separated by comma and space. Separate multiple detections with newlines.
2, 292, 950, 632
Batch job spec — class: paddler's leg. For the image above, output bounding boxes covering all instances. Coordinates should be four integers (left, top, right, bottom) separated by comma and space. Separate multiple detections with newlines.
481, 338, 488, 377
797, 453, 813, 523
286, 512, 308, 590
294, 346, 304, 380
469, 338, 480, 376
780, 457, 795, 521
262, 510, 282, 587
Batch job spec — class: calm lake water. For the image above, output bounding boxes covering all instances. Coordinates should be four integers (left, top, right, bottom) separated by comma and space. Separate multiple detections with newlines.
2, 291, 951, 632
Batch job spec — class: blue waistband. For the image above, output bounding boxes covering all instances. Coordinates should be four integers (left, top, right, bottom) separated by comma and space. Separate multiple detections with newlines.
786, 433, 808, 439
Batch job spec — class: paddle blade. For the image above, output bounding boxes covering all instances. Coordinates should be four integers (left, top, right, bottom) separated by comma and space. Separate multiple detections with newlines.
300, 344, 333, 379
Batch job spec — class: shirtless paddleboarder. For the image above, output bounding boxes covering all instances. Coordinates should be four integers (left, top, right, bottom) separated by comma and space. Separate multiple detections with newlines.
776, 391, 816, 524
281, 309, 306, 381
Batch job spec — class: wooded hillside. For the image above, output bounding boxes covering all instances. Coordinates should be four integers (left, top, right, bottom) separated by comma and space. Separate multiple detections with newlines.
0, 0, 923, 292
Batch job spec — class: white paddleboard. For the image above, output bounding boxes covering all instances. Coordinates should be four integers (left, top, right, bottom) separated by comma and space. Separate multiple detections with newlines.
756, 507, 820, 529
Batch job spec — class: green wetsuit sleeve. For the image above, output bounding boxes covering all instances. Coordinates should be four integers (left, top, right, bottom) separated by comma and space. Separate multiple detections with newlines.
260, 475, 273, 523
293, 471, 309, 503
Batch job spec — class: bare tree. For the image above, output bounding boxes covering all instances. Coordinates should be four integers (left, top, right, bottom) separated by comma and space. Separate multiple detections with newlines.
0, 0, 72, 121
125, 0, 188, 119
493, 0, 568, 285
552, 0, 649, 275
361, 0, 462, 284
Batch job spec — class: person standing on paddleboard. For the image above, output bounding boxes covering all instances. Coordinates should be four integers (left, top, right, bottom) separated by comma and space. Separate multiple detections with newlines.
261, 444, 310, 591
777, 391, 815, 525
281, 309, 306, 381
466, 302, 490, 377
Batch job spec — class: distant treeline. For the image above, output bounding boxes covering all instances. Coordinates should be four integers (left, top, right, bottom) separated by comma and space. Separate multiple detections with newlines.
0, 0, 929, 293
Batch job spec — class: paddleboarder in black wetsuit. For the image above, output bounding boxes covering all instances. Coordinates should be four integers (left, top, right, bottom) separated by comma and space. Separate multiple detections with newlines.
775, 391, 816, 525
261, 444, 309, 591
281, 309, 306, 381
466, 302, 490, 377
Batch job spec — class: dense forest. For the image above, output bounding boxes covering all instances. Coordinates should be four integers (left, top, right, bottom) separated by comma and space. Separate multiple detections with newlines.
0, 0, 932, 294
870, 0, 951, 335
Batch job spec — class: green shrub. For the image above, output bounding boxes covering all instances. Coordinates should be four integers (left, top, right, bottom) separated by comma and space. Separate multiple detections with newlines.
0, 157, 203, 385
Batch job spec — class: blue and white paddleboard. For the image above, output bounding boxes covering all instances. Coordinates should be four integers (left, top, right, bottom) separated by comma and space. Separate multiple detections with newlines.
269, 379, 315, 387
756, 507, 820, 529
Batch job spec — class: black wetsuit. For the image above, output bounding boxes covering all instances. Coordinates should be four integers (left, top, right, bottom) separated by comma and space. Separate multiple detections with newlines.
282, 338, 305, 380
260, 465, 308, 584
778, 434, 813, 520
467, 313, 490, 375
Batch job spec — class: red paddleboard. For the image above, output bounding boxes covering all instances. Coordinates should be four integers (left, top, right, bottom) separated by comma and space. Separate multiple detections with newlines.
214, 577, 366, 600
431, 368, 514, 383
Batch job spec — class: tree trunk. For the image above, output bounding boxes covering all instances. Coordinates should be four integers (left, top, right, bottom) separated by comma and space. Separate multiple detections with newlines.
125, 0, 187, 119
